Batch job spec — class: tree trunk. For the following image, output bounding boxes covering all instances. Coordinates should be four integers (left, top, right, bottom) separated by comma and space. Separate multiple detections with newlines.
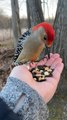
51, 0, 67, 93
52, 0, 67, 68
26, 0, 44, 27
11, 0, 21, 48
26, 0, 31, 28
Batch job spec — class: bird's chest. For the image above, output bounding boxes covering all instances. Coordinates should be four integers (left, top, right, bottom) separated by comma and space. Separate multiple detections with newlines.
31, 43, 45, 61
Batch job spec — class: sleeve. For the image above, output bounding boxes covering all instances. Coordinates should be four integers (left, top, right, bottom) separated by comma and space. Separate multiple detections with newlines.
0, 98, 20, 120
0, 77, 49, 120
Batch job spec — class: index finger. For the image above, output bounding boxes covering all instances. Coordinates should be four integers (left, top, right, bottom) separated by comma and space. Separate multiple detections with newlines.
52, 62, 64, 81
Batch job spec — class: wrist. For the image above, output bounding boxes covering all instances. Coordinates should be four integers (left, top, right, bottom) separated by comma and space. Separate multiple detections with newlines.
10, 65, 26, 80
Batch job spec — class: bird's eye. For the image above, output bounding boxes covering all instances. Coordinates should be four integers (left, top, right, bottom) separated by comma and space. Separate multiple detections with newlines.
44, 36, 47, 40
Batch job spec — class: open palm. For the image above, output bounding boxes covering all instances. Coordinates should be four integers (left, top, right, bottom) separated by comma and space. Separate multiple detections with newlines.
10, 53, 64, 103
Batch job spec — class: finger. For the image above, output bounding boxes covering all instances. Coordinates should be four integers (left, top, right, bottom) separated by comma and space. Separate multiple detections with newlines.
50, 57, 62, 69
22, 62, 37, 70
51, 53, 60, 58
37, 53, 53, 66
29, 62, 36, 69
52, 62, 64, 80
37, 58, 47, 66
43, 53, 53, 59
45, 62, 64, 85
45, 54, 60, 66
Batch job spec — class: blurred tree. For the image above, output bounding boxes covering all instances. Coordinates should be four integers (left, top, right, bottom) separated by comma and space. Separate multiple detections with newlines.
0, 9, 5, 16
51, 0, 67, 92
11, 0, 21, 48
26, 0, 44, 28
26, 0, 31, 28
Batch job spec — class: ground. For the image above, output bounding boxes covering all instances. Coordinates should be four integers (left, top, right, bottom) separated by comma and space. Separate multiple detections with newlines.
0, 39, 14, 90
48, 91, 67, 120
0, 39, 67, 120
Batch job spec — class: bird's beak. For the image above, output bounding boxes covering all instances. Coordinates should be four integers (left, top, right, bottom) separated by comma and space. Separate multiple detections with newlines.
45, 45, 51, 59
45, 40, 53, 59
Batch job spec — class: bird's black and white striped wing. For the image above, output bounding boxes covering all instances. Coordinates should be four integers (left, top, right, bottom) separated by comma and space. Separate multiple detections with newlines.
13, 30, 31, 62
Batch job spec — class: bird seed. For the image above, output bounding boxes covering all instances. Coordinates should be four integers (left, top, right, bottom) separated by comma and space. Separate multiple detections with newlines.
30, 65, 54, 82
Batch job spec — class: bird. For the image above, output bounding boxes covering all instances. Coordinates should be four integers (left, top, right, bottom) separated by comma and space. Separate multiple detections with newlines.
13, 22, 55, 65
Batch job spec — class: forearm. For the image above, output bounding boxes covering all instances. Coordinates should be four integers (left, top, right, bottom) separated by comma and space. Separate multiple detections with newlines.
0, 77, 49, 120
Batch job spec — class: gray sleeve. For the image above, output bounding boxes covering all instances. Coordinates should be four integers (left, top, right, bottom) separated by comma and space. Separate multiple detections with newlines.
0, 77, 49, 120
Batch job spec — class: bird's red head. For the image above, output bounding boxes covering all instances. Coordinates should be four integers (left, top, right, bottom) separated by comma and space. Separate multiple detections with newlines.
32, 22, 55, 47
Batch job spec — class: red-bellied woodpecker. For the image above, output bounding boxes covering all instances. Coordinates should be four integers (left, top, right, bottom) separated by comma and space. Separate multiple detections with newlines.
13, 22, 55, 65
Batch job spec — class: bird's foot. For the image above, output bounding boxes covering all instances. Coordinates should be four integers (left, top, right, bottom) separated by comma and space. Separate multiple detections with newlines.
35, 56, 48, 62
27, 62, 36, 70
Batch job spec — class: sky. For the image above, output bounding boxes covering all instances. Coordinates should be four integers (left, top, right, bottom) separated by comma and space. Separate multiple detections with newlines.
0, 0, 58, 19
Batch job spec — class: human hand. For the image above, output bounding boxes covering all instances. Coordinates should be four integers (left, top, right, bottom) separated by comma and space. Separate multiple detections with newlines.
10, 53, 64, 103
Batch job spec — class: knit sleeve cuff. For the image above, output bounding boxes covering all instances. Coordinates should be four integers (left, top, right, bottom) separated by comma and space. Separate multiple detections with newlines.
0, 77, 49, 119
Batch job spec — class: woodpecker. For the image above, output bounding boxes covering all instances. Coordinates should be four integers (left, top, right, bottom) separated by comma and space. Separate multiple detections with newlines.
13, 22, 55, 65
